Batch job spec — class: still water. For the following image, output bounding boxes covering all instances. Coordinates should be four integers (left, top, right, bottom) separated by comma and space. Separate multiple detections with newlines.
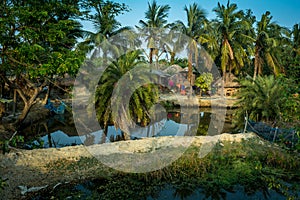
24, 108, 235, 149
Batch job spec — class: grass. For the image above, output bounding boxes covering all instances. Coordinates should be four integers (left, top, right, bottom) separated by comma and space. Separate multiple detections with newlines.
32, 138, 300, 199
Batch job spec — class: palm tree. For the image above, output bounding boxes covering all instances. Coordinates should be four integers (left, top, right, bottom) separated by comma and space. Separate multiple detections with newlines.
175, 3, 207, 84
291, 24, 300, 56
253, 11, 282, 80
95, 50, 159, 141
80, 0, 132, 59
199, 21, 220, 62
234, 75, 297, 127
159, 25, 191, 65
286, 23, 300, 82
137, 0, 170, 64
213, 2, 250, 82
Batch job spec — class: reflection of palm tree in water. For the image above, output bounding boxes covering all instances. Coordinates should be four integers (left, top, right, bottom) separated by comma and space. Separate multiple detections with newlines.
84, 134, 96, 146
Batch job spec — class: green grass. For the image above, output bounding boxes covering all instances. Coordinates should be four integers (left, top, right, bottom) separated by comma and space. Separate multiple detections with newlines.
36, 138, 300, 199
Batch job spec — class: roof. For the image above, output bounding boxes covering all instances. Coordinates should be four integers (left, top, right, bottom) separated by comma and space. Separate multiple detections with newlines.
214, 73, 240, 87
163, 64, 185, 75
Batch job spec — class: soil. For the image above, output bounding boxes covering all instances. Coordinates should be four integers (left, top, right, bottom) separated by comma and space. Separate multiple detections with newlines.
0, 133, 257, 200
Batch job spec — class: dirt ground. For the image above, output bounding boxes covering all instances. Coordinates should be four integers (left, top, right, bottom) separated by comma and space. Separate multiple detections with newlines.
0, 133, 257, 200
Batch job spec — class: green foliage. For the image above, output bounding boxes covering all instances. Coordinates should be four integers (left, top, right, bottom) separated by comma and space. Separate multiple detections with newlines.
174, 3, 207, 83
0, 98, 13, 104
234, 75, 300, 127
138, 0, 170, 29
1, 135, 25, 154
0, 177, 8, 192
95, 50, 159, 132
160, 100, 175, 111
9, 135, 24, 148
82, 0, 130, 30
0, 0, 85, 123
137, 0, 171, 64
194, 72, 213, 95
80, 0, 131, 57
0, 0, 84, 77
213, 2, 252, 79
172, 58, 188, 68
253, 11, 285, 79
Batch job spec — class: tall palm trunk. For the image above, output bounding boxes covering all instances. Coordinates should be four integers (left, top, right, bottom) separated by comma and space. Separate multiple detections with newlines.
188, 51, 193, 85
170, 52, 175, 64
149, 48, 154, 64
253, 46, 260, 80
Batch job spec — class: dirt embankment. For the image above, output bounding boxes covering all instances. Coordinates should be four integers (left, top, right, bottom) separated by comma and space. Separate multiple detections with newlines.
0, 133, 257, 200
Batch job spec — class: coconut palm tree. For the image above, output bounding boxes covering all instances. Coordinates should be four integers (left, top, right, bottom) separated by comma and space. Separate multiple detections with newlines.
80, 0, 132, 59
95, 50, 159, 141
162, 28, 185, 64
286, 23, 300, 82
253, 11, 282, 80
175, 3, 208, 84
291, 23, 300, 56
137, 0, 170, 64
199, 21, 220, 62
213, 2, 250, 82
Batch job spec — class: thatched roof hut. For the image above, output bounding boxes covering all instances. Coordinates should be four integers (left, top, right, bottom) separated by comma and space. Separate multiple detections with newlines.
214, 73, 241, 96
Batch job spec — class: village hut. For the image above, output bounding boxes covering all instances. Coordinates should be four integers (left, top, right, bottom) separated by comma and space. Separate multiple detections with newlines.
214, 73, 240, 97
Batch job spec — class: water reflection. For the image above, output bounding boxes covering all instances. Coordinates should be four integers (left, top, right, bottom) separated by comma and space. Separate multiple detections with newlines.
147, 184, 288, 200
27, 118, 189, 148
34, 180, 294, 200
24, 109, 234, 149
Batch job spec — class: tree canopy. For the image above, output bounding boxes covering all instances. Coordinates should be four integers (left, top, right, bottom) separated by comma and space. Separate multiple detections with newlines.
0, 0, 85, 125
1, 0, 299, 131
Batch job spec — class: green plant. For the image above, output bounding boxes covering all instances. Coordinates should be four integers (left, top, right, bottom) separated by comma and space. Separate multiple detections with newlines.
95, 50, 159, 137
1, 134, 25, 154
10, 135, 24, 147
0, 177, 8, 191
31, 139, 300, 199
234, 75, 299, 127
194, 72, 213, 96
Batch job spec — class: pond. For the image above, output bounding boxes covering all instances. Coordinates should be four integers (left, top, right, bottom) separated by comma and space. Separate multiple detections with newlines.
23, 108, 235, 149
31, 172, 299, 200
20, 109, 300, 200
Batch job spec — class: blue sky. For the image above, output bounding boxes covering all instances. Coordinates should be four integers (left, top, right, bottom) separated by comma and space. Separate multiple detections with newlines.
83, 0, 300, 32
108, 0, 299, 30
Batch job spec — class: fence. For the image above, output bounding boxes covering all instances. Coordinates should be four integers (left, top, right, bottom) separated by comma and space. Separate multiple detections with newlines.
244, 118, 298, 147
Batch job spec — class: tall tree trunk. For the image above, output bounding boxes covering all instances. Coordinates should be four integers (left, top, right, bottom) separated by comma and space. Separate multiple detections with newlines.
100, 124, 108, 144
254, 46, 260, 80
149, 48, 154, 64
0, 80, 4, 98
228, 62, 232, 82
253, 46, 262, 80
222, 67, 226, 83
221, 43, 227, 83
103, 50, 108, 67
258, 60, 263, 76
188, 52, 193, 85
170, 52, 175, 64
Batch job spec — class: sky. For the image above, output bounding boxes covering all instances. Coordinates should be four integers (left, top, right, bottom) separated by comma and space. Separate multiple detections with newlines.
94, 0, 300, 31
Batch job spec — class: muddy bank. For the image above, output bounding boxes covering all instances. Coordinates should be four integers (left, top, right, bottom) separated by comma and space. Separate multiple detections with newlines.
0, 133, 257, 199
159, 94, 239, 108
